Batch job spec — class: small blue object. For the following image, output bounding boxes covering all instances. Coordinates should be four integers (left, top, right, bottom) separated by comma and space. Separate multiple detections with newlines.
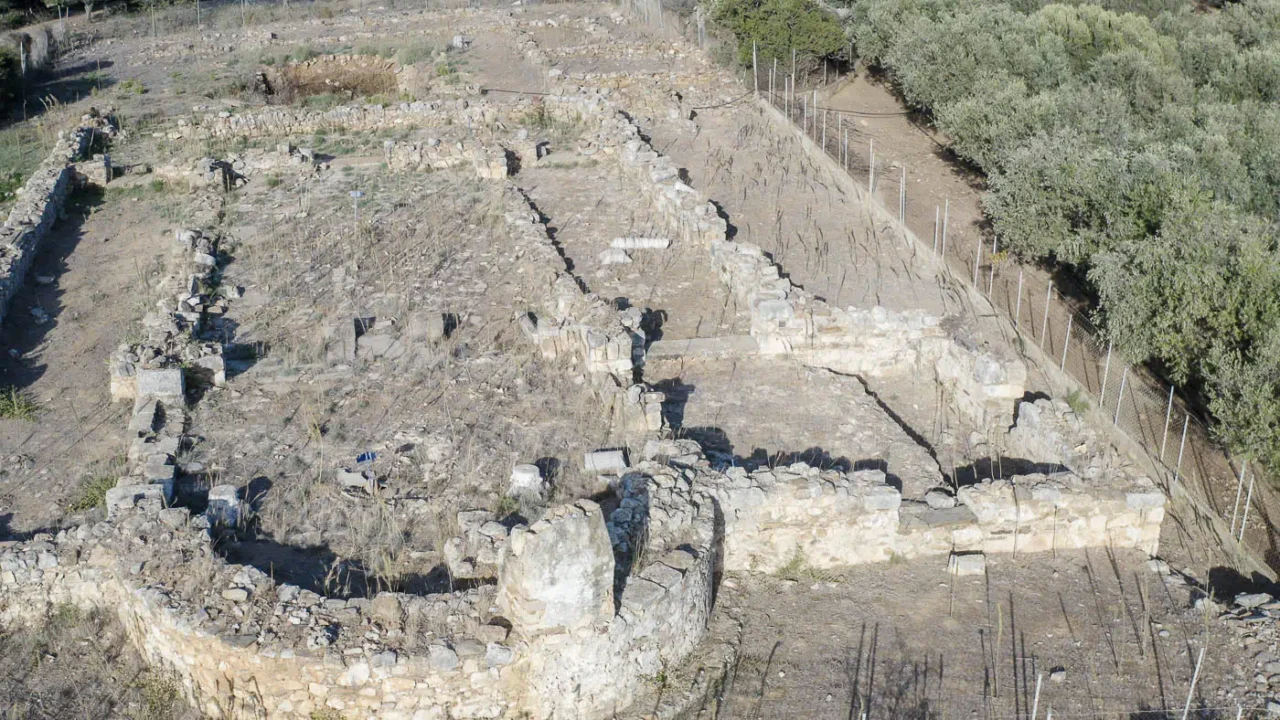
356, 451, 377, 464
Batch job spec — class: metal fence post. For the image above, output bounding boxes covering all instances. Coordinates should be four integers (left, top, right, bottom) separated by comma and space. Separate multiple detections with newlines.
843, 130, 848, 171
791, 47, 796, 100
934, 206, 940, 255
1230, 460, 1248, 536
1014, 270, 1024, 328
1040, 285, 1052, 349
1175, 414, 1190, 479
1114, 366, 1128, 425
941, 199, 949, 257
752, 41, 758, 94
1160, 385, 1175, 461
1181, 647, 1205, 720
973, 239, 982, 285
1100, 341, 1113, 404
988, 237, 997, 295
822, 109, 827, 151
868, 139, 875, 191
1240, 473, 1256, 543
1060, 314, 1072, 371
899, 166, 906, 224
1031, 674, 1043, 720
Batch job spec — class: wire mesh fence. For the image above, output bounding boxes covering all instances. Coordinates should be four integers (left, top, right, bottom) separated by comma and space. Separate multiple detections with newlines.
747, 56, 1273, 571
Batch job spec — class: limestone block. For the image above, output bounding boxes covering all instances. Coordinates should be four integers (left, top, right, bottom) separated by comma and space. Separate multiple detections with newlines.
135, 368, 185, 402
207, 485, 241, 527
407, 313, 447, 342
109, 357, 136, 401
610, 237, 670, 250
925, 488, 956, 509
189, 354, 226, 388
1126, 490, 1166, 510
948, 552, 986, 576
598, 248, 631, 265
509, 464, 546, 502
105, 483, 168, 517
324, 319, 358, 366
584, 450, 627, 474
863, 485, 902, 512
497, 501, 614, 634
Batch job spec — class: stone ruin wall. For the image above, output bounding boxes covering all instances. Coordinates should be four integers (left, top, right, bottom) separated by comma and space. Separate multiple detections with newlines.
499, 182, 665, 437
0, 115, 110, 327
185, 98, 501, 141
683, 428, 1164, 575
0, 89, 1168, 720
552, 99, 1027, 431
0, 469, 718, 719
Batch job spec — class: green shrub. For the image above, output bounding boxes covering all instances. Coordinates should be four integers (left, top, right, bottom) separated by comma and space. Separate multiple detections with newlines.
289, 43, 318, 63
118, 78, 146, 95
394, 41, 437, 66
0, 386, 37, 420
0, 169, 21, 202
711, 0, 847, 67
831, 0, 1280, 475
66, 475, 116, 513
304, 92, 343, 110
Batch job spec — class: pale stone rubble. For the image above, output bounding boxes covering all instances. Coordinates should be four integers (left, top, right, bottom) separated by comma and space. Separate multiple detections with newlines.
0, 111, 113, 327
559, 103, 1027, 430
184, 98, 499, 140
383, 137, 508, 179
500, 184, 666, 437
156, 143, 324, 188
104, 182, 236, 516
1006, 396, 1134, 478
0, 445, 720, 719
1207, 582, 1280, 712
0, 75, 1183, 719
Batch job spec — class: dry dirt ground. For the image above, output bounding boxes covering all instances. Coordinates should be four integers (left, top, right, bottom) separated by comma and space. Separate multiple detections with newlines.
0, 0, 1270, 716
0, 185, 176, 536
709, 549, 1243, 720
0, 603, 200, 720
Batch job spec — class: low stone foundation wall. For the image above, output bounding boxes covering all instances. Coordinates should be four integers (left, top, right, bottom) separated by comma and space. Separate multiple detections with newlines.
705, 464, 901, 573
0, 82, 1174, 719
500, 185, 664, 436
558, 103, 1026, 430
383, 137, 507, 178
0, 115, 108, 327
957, 473, 1164, 555
186, 99, 500, 140
692, 443, 1164, 573
0, 464, 718, 719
